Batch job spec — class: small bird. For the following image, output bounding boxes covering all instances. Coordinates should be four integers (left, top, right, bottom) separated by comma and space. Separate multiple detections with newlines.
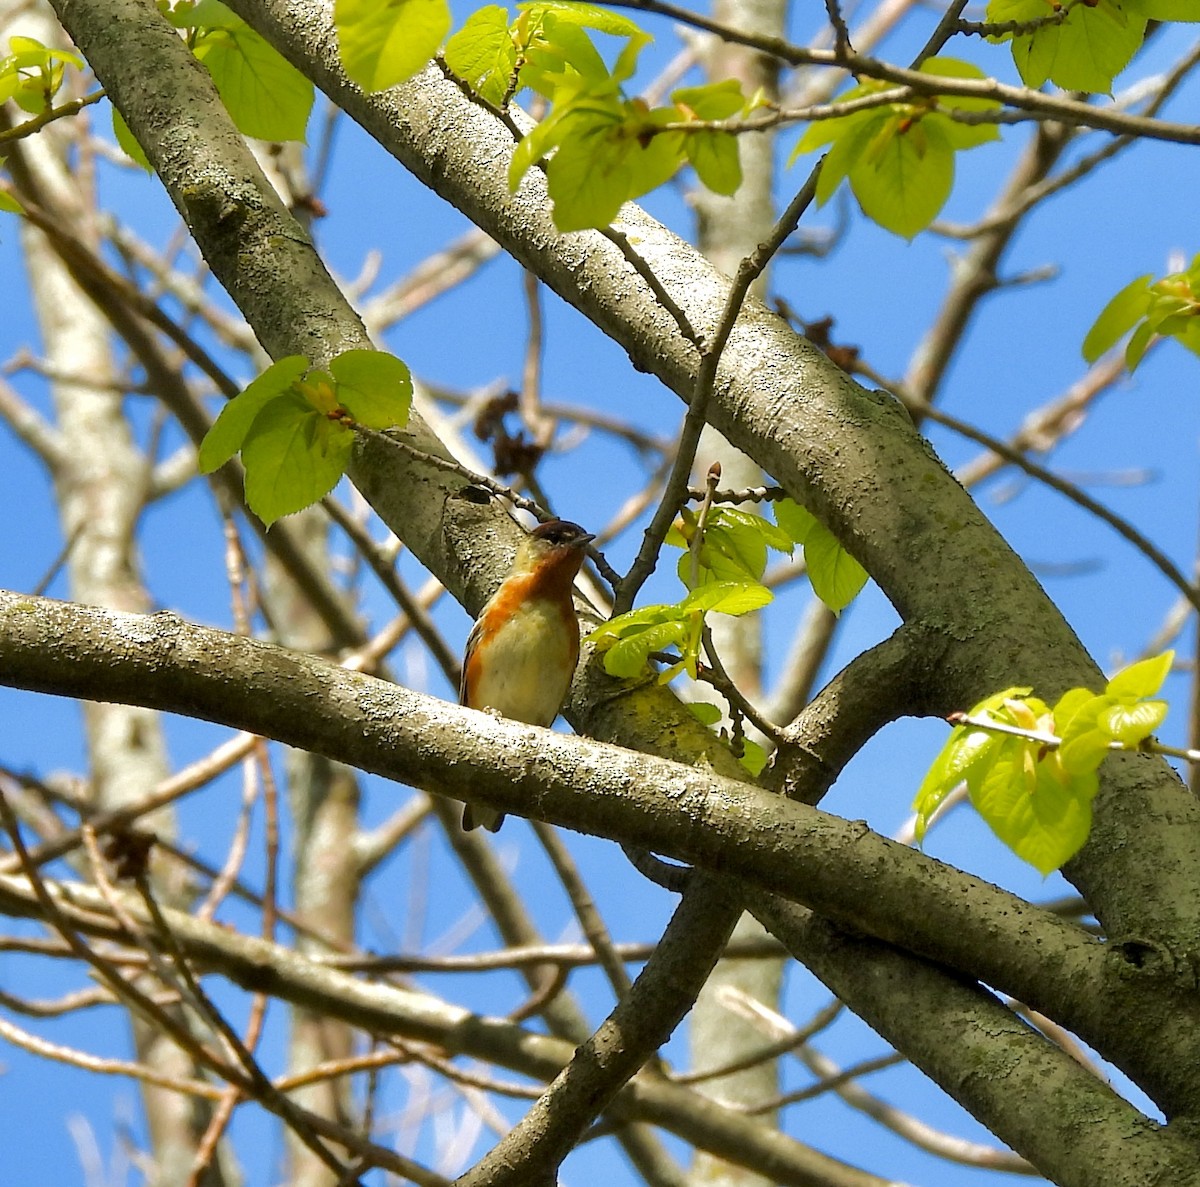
460, 518, 596, 832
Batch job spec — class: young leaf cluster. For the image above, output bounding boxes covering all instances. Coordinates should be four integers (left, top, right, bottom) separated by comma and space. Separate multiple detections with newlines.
164, 0, 314, 144
793, 58, 1001, 239
913, 652, 1173, 874
0, 35, 81, 117
589, 580, 773, 685
987, 0, 1197, 96
1084, 253, 1200, 372
198, 350, 412, 526
446, 2, 748, 231
590, 497, 867, 685
0, 35, 83, 211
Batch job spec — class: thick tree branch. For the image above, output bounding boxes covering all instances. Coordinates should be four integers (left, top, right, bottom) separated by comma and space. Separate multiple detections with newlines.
458, 876, 741, 1187
3, 588, 1199, 1118
747, 891, 1200, 1187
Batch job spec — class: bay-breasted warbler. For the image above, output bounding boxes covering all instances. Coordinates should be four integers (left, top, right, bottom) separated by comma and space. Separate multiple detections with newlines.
460, 518, 595, 832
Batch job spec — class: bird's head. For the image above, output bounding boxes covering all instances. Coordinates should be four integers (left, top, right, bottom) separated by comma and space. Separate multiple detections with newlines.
513, 519, 595, 579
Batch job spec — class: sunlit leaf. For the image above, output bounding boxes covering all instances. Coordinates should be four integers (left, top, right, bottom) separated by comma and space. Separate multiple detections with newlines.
673, 78, 745, 121
111, 107, 151, 171
518, 0, 643, 38
444, 5, 515, 105
1099, 699, 1167, 746
1134, 0, 1200, 16
686, 130, 741, 195
198, 356, 310, 473
913, 723, 1003, 841
242, 393, 355, 525
603, 618, 688, 677
804, 521, 868, 613
1057, 696, 1112, 776
191, 0, 313, 141
686, 701, 723, 726
850, 115, 954, 239
739, 738, 769, 776
1083, 274, 1154, 362
919, 57, 1002, 149
329, 349, 413, 429
335, 0, 451, 93
680, 581, 773, 616
773, 498, 818, 544
992, 0, 1146, 92
1106, 650, 1174, 700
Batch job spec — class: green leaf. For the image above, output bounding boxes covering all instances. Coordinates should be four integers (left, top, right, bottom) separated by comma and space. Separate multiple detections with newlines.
739, 738, 768, 777
676, 506, 793, 587
508, 101, 569, 188
609, 25, 651, 83
681, 580, 773, 616
973, 746, 1097, 876
543, 119, 634, 231
967, 735, 1033, 829
0, 187, 23, 214
1000, 0, 1146, 93
335, 0, 451, 92
523, 13, 612, 88
804, 521, 868, 613
3, 37, 82, 114
191, 2, 313, 140
1052, 686, 1096, 730
241, 393, 355, 526
1057, 695, 1113, 776
672, 79, 745, 121
773, 497, 818, 544
587, 601, 678, 643
913, 723, 1004, 841
1106, 650, 1173, 699
542, 100, 681, 231
1134, 0, 1200, 16
329, 349, 413, 429
850, 115, 955, 239
719, 506, 793, 552
444, 5, 515, 105
603, 618, 688, 677
686, 701, 723, 726
198, 356, 310, 473
0, 64, 20, 107
518, 0, 643, 38
792, 80, 878, 153
919, 57, 1002, 149
1125, 318, 1156, 370
1003, 753, 1099, 873
686, 130, 741, 195
1099, 699, 1167, 746
111, 107, 151, 171
808, 111, 886, 206
971, 686, 1034, 717
1083, 274, 1153, 362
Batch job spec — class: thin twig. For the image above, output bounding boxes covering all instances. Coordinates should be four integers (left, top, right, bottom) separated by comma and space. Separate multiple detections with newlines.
617, 166, 823, 614
532, 821, 634, 1001
919, 401, 1200, 615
